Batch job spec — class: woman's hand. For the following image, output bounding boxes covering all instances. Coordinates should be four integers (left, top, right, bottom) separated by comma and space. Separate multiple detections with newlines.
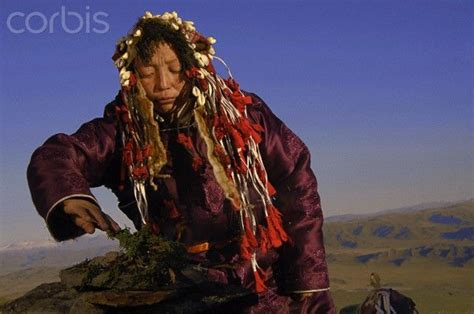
62, 199, 121, 235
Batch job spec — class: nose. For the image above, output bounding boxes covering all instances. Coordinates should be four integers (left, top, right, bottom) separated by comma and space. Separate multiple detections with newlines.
154, 68, 170, 91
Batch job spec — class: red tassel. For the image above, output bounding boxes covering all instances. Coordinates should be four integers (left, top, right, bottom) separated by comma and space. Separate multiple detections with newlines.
214, 126, 226, 141
185, 67, 201, 79
123, 141, 134, 166
214, 144, 231, 166
177, 133, 194, 150
132, 166, 148, 179
236, 159, 248, 174
267, 205, 288, 243
244, 217, 258, 248
212, 115, 219, 128
258, 225, 270, 255
212, 116, 226, 141
135, 149, 143, 162
255, 163, 266, 183
230, 91, 252, 113
205, 62, 216, 76
198, 77, 209, 91
234, 150, 248, 174
230, 128, 245, 149
219, 114, 231, 129
143, 144, 153, 158
267, 181, 277, 197
240, 235, 252, 260
236, 119, 250, 141
192, 156, 203, 171
224, 77, 240, 92
253, 270, 267, 293
250, 123, 263, 144
266, 217, 282, 248
237, 119, 263, 144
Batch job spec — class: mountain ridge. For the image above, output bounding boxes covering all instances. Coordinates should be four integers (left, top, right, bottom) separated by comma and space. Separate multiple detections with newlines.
325, 198, 472, 222
323, 199, 474, 267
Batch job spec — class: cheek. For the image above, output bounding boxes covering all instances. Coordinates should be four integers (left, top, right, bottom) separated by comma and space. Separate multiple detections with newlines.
140, 80, 154, 95
173, 76, 186, 91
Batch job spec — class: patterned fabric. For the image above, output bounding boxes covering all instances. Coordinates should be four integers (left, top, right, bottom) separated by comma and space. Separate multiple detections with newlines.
27, 93, 335, 312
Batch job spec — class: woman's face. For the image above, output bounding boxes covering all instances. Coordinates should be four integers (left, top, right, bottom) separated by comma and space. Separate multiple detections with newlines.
135, 42, 186, 114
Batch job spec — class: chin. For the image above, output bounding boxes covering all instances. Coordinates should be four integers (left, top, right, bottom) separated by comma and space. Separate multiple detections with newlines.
155, 103, 175, 113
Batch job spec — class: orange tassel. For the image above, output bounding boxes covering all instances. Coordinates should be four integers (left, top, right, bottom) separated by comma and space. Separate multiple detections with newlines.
253, 270, 267, 293
244, 217, 258, 248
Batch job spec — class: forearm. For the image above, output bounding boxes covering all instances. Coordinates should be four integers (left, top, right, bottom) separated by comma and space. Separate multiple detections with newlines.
27, 117, 117, 240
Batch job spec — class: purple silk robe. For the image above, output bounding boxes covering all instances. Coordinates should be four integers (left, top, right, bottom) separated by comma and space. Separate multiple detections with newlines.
27, 93, 335, 313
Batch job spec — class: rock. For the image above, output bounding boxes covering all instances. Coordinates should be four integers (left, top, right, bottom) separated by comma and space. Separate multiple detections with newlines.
0, 282, 79, 313
60, 264, 87, 288
90, 251, 121, 267
2, 230, 259, 313
69, 295, 105, 314
83, 290, 177, 307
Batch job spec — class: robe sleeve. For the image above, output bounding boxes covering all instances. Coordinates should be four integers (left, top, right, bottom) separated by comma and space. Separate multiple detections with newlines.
27, 109, 117, 241
246, 93, 331, 293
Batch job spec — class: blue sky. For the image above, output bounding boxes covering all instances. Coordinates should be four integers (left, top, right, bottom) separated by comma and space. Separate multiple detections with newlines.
0, 0, 472, 245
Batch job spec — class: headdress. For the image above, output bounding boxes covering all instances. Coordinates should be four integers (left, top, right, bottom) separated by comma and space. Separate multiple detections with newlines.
111, 11, 288, 292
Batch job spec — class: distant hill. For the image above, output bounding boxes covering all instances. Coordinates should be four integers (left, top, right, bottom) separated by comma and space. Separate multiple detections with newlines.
0, 267, 62, 302
325, 199, 468, 222
323, 200, 474, 267
0, 235, 119, 275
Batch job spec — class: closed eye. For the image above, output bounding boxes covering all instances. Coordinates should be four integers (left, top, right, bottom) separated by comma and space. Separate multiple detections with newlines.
141, 72, 154, 78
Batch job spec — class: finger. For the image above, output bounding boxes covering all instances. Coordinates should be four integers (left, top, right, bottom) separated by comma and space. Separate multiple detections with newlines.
63, 202, 92, 218
74, 217, 96, 234
65, 206, 97, 228
85, 206, 112, 232
104, 213, 121, 233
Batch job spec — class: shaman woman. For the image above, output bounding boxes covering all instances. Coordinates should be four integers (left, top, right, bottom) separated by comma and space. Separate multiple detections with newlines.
27, 11, 335, 313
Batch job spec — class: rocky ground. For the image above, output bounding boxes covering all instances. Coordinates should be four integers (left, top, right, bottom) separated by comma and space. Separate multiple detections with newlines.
0, 252, 257, 313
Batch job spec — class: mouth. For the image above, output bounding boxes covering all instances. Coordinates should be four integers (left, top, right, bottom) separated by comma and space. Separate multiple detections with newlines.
155, 97, 175, 104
